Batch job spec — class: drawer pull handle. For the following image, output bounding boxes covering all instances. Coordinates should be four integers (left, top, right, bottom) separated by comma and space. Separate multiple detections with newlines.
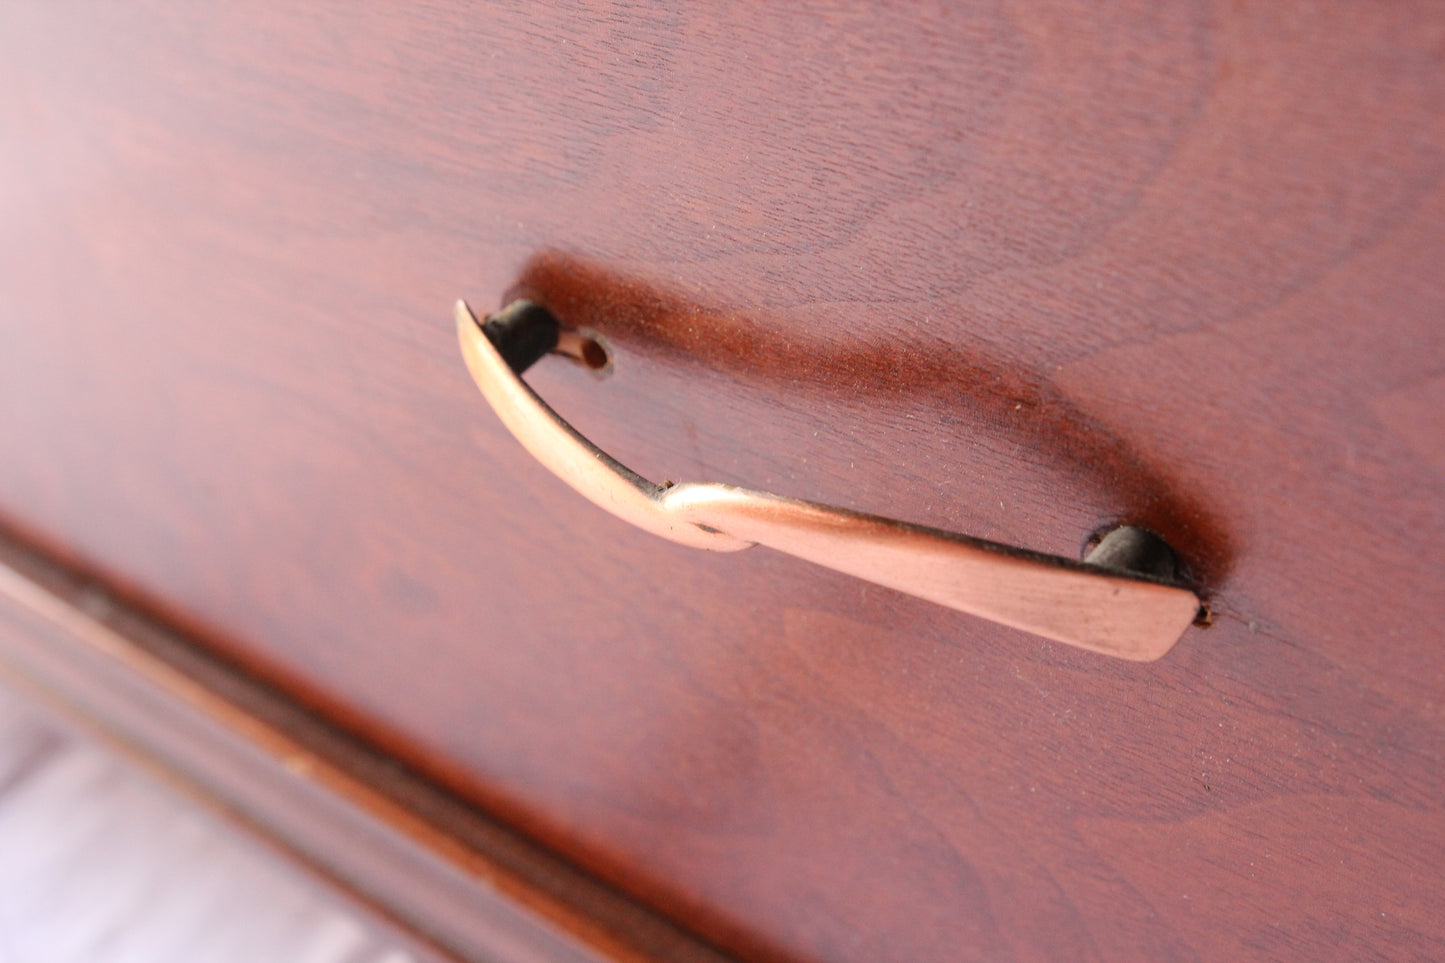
457, 299, 1202, 661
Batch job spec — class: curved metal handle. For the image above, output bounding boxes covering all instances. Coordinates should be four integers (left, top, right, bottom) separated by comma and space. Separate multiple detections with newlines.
457, 300, 1201, 661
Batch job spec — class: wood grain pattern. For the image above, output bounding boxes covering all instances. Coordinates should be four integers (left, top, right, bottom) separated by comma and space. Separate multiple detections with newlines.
1, 3, 1443, 961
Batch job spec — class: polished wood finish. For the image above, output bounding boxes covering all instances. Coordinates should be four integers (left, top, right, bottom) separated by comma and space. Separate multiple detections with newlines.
1, 4, 1444, 961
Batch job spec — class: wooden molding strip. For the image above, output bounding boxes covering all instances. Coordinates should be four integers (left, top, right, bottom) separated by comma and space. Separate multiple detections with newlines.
0, 528, 736, 963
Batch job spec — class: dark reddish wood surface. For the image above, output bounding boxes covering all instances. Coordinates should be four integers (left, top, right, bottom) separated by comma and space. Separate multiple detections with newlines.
1, 3, 1444, 961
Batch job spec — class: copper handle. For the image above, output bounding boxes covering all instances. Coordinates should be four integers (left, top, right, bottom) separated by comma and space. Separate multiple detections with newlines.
457, 299, 1202, 661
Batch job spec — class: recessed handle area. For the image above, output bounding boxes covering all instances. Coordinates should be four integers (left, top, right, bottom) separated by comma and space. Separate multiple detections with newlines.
457, 299, 1202, 661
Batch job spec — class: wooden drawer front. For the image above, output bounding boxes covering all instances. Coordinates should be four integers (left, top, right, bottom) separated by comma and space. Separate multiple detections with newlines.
1, 4, 1443, 961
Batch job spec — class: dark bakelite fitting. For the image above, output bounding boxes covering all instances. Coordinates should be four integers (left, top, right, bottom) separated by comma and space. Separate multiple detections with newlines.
480, 300, 560, 375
